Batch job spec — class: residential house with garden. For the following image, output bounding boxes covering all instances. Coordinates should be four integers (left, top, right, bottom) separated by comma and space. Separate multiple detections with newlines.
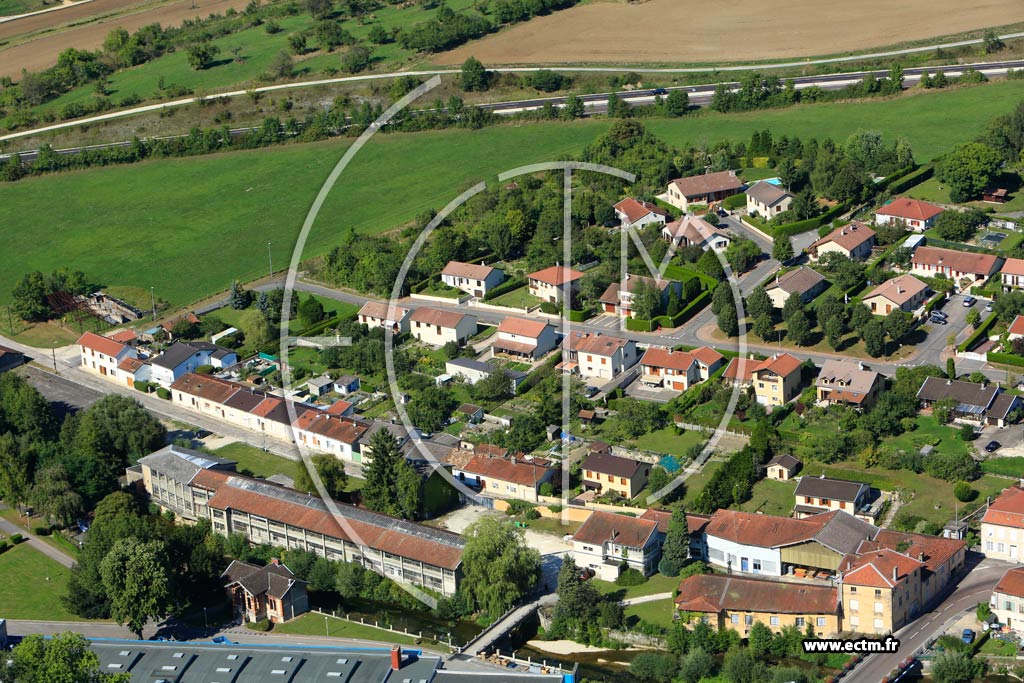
445, 357, 526, 391
150, 341, 238, 386
581, 451, 651, 500
814, 360, 884, 410
1008, 315, 1024, 341
981, 485, 1024, 562
560, 332, 638, 380
745, 181, 793, 219
764, 267, 828, 308
862, 274, 930, 315
793, 475, 872, 520
662, 215, 732, 252
409, 307, 477, 347
916, 376, 1021, 427
664, 170, 743, 211
874, 197, 944, 231
722, 353, 804, 407
613, 197, 671, 230
293, 411, 369, 462
639, 507, 711, 561
449, 453, 554, 503
440, 261, 505, 298
909, 246, 1001, 290
571, 510, 662, 581
492, 317, 558, 360
77, 331, 139, 383
766, 454, 801, 481
808, 222, 876, 261
990, 567, 1024, 629
526, 265, 585, 304
639, 345, 724, 392
116, 357, 151, 388
1002, 257, 1024, 292
357, 301, 410, 334
222, 558, 309, 624
598, 274, 679, 318
675, 574, 840, 636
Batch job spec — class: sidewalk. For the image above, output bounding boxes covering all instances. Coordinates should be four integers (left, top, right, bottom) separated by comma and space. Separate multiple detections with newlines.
0, 508, 75, 568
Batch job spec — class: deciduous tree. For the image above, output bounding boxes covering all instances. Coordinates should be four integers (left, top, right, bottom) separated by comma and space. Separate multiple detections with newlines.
100, 538, 173, 639
459, 517, 540, 619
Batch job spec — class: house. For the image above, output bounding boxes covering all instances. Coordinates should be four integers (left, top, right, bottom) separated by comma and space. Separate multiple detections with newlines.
324, 399, 354, 417
117, 357, 151, 388
862, 275, 930, 315
560, 332, 638, 380
598, 275, 679, 318
458, 403, 484, 424
766, 454, 801, 481
794, 475, 871, 520
0, 345, 25, 373
222, 559, 309, 624
357, 301, 411, 334
444, 358, 527, 391
1001, 257, 1024, 292
150, 341, 237, 386
581, 451, 650, 500
107, 328, 138, 346
527, 265, 585, 304
160, 312, 202, 340
917, 376, 1022, 427
409, 307, 477, 347
665, 170, 744, 211
723, 353, 804, 407
982, 486, 1024, 562
874, 198, 944, 231
991, 567, 1024, 628
675, 574, 840, 636
984, 188, 1010, 203
293, 412, 369, 461
909, 246, 1001, 289
808, 222, 876, 261
306, 374, 334, 397
764, 267, 828, 308
662, 215, 732, 252
492, 317, 558, 360
639, 346, 724, 392
453, 454, 554, 503
745, 181, 794, 219
333, 375, 360, 395
571, 510, 662, 580
613, 197, 670, 229
77, 331, 139, 382
440, 261, 505, 297
815, 360, 884, 409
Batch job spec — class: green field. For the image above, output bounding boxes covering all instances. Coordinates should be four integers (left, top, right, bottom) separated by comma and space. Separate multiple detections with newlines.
982, 457, 1024, 477
0, 542, 82, 620
633, 426, 706, 458
213, 441, 303, 480
625, 597, 676, 629
592, 572, 680, 600
2, 82, 1022, 318
273, 612, 424, 646
739, 478, 797, 517
906, 173, 1024, 213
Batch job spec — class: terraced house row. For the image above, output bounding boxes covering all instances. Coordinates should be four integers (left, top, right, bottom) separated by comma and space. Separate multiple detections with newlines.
130, 445, 463, 596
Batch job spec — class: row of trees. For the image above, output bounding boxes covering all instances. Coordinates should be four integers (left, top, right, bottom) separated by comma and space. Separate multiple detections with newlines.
10, 268, 91, 322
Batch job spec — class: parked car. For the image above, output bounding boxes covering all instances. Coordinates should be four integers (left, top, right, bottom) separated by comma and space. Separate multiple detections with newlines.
584, 385, 599, 398
962, 629, 976, 644
986, 301, 994, 311
931, 309, 949, 320
929, 314, 947, 324
963, 296, 977, 307
985, 441, 1002, 453
650, 88, 668, 95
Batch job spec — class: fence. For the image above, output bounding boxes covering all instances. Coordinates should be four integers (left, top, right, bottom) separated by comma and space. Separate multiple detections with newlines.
308, 608, 459, 649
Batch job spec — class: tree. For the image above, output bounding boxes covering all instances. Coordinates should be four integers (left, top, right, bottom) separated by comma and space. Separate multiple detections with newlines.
792, 187, 820, 220
288, 32, 308, 54
984, 29, 1006, 54
696, 249, 725, 279
341, 44, 372, 73
361, 428, 406, 516
472, 369, 513, 402
631, 278, 661, 321
849, 302, 873, 333
267, 50, 294, 80
630, 652, 679, 683
294, 453, 349, 498
723, 647, 757, 683
772, 236, 793, 262
712, 281, 734, 317
186, 43, 221, 70
753, 313, 775, 341
31, 463, 82, 527
725, 238, 761, 273
885, 310, 911, 343
934, 208, 988, 242
407, 384, 456, 434
459, 56, 489, 91
664, 90, 689, 117
1, 632, 129, 683
305, 0, 333, 18
931, 650, 983, 683
100, 538, 173, 638
563, 94, 585, 119
229, 280, 249, 309
863, 319, 886, 357
822, 314, 846, 350
239, 308, 272, 348
11, 270, 50, 321
657, 504, 689, 576
748, 621, 774, 659
746, 286, 772, 320
782, 292, 804, 322
297, 295, 325, 327
718, 306, 739, 337
966, 309, 981, 328
459, 517, 541, 619
666, 286, 682, 317
315, 20, 351, 50
953, 481, 975, 502
679, 647, 715, 683
936, 142, 1003, 202
947, 357, 956, 380
786, 310, 812, 346
73, 395, 166, 494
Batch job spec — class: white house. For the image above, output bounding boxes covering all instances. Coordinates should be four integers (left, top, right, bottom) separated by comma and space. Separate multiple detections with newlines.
77, 331, 139, 382
527, 265, 585, 304
440, 261, 505, 297
293, 411, 369, 462
561, 332, 638, 380
572, 510, 662, 581
991, 567, 1024, 629
662, 216, 732, 252
445, 358, 527, 392
745, 181, 793, 218
664, 171, 744, 212
150, 341, 238, 387
981, 486, 1024, 562
409, 307, 477, 347
492, 317, 558, 360
357, 301, 411, 334
874, 198, 944, 231
613, 198, 670, 230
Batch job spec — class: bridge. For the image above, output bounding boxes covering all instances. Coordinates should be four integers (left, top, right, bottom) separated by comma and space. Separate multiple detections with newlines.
457, 594, 558, 658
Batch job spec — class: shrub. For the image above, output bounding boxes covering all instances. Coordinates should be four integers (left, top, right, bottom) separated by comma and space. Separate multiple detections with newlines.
615, 567, 648, 586
133, 380, 150, 392
33, 525, 51, 536
157, 387, 171, 400
9, 533, 23, 544
195, 364, 215, 374
539, 482, 555, 497
953, 481, 975, 502
246, 618, 273, 632
0, 540, 9, 554
540, 301, 558, 314
959, 424, 975, 441
504, 499, 535, 516
524, 508, 541, 520
546, 504, 562, 513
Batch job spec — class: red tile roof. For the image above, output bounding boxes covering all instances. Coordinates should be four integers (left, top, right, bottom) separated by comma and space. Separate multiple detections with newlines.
1002, 258, 1024, 277
190, 468, 232, 491
117, 357, 146, 373
171, 373, 243, 405
614, 198, 670, 224
573, 510, 659, 549
564, 332, 631, 356
77, 331, 128, 357
461, 455, 548, 487
638, 508, 711, 536
294, 411, 368, 444
723, 353, 802, 382
877, 198, 944, 222
841, 548, 923, 588
675, 574, 838, 615
704, 509, 823, 548
441, 261, 496, 280
641, 347, 695, 372
865, 274, 929, 307
911, 246, 1000, 276
107, 329, 138, 344
995, 567, 1024, 598
527, 266, 585, 286
982, 486, 1024, 528
871, 529, 965, 574
410, 306, 470, 329
691, 346, 725, 367
358, 301, 409, 320
325, 400, 353, 416
810, 221, 876, 254
498, 317, 550, 338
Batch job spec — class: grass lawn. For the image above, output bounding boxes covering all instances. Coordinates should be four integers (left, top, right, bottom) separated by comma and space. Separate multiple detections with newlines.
633, 426, 707, 459
273, 612, 426, 647
0, 508, 81, 560
523, 516, 581, 536
905, 173, 1024, 214
625, 597, 676, 630
739, 478, 797, 517
213, 442, 303, 481
0, 542, 83, 620
592, 572, 681, 600
979, 636, 1019, 657
682, 459, 725, 507
488, 286, 542, 310
880, 415, 970, 459
982, 457, 1024, 477
3, 82, 1022, 319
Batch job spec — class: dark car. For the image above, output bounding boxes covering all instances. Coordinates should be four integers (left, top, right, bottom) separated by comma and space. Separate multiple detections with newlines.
584, 385, 599, 398
962, 629, 976, 644
650, 88, 669, 95
929, 314, 947, 324
985, 441, 1001, 453
931, 309, 948, 320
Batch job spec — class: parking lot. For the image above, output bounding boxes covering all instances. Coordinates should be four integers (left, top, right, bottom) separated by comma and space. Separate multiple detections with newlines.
916, 293, 986, 361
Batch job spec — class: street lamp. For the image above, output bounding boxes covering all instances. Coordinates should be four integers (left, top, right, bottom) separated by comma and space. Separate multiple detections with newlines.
325, 615, 329, 636
204, 606, 208, 629
268, 241, 273, 281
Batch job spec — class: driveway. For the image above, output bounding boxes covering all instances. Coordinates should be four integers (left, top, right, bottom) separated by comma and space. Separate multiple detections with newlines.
431, 504, 573, 557
915, 293, 977, 365
978, 423, 1024, 456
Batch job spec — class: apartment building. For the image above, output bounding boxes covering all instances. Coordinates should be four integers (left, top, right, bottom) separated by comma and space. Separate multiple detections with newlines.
981, 485, 1024, 562
560, 332, 638, 380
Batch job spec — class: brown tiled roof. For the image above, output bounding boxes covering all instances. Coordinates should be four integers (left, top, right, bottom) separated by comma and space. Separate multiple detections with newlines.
442, 261, 495, 280
564, 332, 630, 356
841, 548, 923, 588
294, 411, 368, 444
877, 198, 943, 221
527, 265, 585, 286
461, 455, 547, 487
638, 508, 711, 536
669, 170, 743, 199
573, 510, 659, 549
325, 400, 353, 416
810, 221, 876, 253
641, 347, 695, 372
864, 274, 929, 306
691, 346, 725, 367
118, 357, 146, 372
705, 509, 824, 548
1010, 315, 1024, 336
108, 329, 138, 344
662, 216, 730, 244
982, 486, 1024, 528
1002, 258, 1024, 277
917, 376, 998, 410
614, 198, 670, 224
674, 574, 838, 615
995, 567, 1024, 598
872, 529, 964, 575
765, 267, 826, 296
745, 181, 792, 206
410, 306, 469, 329
498, 317, 549, 338
358, 301, 409, 320
171, 373, 241, 405
815, 360, 881, 400
582, 452, 646, 479
191, 468, 232, 491
723, 353, 802, 381
911, 246, 1000, 276
767, 454, 802, 471
77, 331, 128, 357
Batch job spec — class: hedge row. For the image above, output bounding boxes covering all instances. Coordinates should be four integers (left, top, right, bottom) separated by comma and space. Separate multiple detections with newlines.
772, 202, 850, 238
988, 351, 1024, 368
721, 193, 747, 210
880, 165, 934, 196
483, 278, 527, 301
924, 291, 948, 313
957, 313, 998, 352
625, 290, 712, 332
567, 308, 593, 323
516, 352, 562, 395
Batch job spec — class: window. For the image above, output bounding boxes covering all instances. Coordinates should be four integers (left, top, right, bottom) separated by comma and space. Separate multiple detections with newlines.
620, 477, 627, 485
770, 616, 779, 626
987, 541, 994, 551
608, 474, 614, 482
850, 586, 857, 593
795, 617, 805, 627
752, 560, 762, 571
817, 617, 827, 627
874, 589, 881, 597
1006, 600, 1014, 611
849, 599, 859, 611
730, 614, 739, 624
999, 543, 1006, 553
873, 618, 884, 629
874, 602, 884, 614
745, 615, 753, 625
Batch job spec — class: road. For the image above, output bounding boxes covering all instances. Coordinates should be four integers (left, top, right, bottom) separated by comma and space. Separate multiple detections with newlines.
4, 56, 1024, 153
846, 557, 1015, 683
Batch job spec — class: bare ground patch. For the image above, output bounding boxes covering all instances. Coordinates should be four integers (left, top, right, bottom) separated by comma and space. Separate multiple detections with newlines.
435, 0, 1024, 65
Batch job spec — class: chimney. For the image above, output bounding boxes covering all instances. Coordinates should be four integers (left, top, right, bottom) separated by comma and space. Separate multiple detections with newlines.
269, 557, 280, 566
390, 645, 402, 670
918, 552, 925, 561
893, 566, 898, 582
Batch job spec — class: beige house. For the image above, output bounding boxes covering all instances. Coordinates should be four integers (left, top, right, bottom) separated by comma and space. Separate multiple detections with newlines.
598, 274, 679, 318
981, 485, 1024, 562
794, 475, 871, 519
665, 170, 743, 211
639, 346, 724, 393
1002, 257, 1024, 292
560, 332, 638, 380
991, 567, 1024, 629
723, 353, 804, 407
527, 265, 585, 304
77, 331, 139, 382
454, 454, 554, 503
662, 215, 732, 252
862, 274, 929, 315
808, 222, 876, 261
440, 261, 505, 297
492, 317, 558, 360
874, 198, 943, 231
764, 267, 828, 308
581, 451, 650, 500
357, 301, 411, 334
815, 359, 884, 409
766, 454, 801, 481
745, 181, 793, 219
910, 246, 1001, 289
572, 511, 662, 580
409, 307, 477, 347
